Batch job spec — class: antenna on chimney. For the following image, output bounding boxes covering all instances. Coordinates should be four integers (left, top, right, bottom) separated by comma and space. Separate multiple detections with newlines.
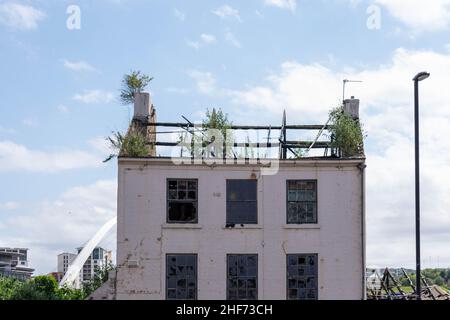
343, 79, 362, 102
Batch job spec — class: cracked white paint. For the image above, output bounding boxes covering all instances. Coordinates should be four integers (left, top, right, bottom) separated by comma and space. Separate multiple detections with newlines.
116, 158, 365, 300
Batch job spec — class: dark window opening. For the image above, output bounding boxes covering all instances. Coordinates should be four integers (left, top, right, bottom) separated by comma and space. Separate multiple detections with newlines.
226, 180, 257, 224
227, 254, 258, 300
287, 180, 317, 224
167, 179, 198, 223
166, 254, 197, 300
286, 254, 318, 300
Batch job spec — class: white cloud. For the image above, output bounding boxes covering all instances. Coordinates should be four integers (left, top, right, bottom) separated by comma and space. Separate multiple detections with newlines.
264, 0, 297, 12
186, 39, 200, 49
200, 33, 216, 44
0, 2, 45, 30
0, 179, 117, 274
22, 118, 39, 128
174, 8, 185, 21
212, 5, 242, 21
62, 60, 97, 72
375, 0, 450, 32
225, 30, 241, 48
226, 48, 450, 267
73, 90, 115, 104
187, 70, 217, 95
1, 201, 18, 210
0, 140, 104, 173
186, 33, 217, 49
57, 105, 70, 114
0, 125, 16, 134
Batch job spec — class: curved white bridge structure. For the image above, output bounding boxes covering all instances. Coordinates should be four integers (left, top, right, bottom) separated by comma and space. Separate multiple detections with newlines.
59, 217, 117, 288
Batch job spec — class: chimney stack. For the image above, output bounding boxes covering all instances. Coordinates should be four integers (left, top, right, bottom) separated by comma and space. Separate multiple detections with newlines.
133, 92, 152, 121
132, 92, 157, 156
343, 96, 359, 120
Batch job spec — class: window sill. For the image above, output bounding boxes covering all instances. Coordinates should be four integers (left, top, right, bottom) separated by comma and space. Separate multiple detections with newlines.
283, 224, 320, 230
162, 223, 202, 230
222, 224, 263, 230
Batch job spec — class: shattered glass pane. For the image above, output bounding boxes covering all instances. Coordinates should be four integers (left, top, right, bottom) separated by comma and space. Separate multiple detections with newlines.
247, 255, 257, 267
247, 279, 257, 289
188, 191, 196, 200
288, 289, 297, 299
288, 255, 297, 266
166, 254, 197, 300
167, 289, 176, 299
287, 254, 318, 300
167, 179, 198, 223
238, 289, 247, 299
169, 181, 177, 189
248, 289, 257, 300
287, 180, 317, 224
188, 181, 196, 189
228, 289, 237, 300
227, 255, 257, 300
169, 190, 177, 200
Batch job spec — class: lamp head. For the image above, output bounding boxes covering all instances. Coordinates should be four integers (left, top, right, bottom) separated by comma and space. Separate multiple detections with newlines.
413, 72, 430, 82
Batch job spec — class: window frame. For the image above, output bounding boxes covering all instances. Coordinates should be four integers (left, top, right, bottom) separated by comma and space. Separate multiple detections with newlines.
166, 178, 199, 224
165, 253, 198, 300
286, 253, 318, 300
286, 180, 318, 224
226, 254, 258, 300
226, 179, 258, 225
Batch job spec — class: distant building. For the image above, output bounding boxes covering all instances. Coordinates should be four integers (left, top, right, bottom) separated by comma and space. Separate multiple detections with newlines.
57, 247, 112, 288
76, 247, 112, 283
0, 247, 34, 280
57, 252, 77, 276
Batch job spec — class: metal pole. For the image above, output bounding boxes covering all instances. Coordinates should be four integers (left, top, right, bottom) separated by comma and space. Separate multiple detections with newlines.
414, 79, 421, 300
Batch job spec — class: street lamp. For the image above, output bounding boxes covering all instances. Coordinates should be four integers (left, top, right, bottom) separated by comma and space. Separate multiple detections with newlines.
413, 71, 430, 300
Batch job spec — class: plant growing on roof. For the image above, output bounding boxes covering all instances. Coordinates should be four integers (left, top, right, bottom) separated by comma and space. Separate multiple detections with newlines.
328, 106, 365, 157
120, 70, 153, 105
202, 108, 234, 158
178, 108, 235, 158
103, 129, 149, 162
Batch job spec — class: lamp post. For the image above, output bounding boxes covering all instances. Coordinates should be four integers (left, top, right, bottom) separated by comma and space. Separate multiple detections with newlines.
412, 71, 430, 300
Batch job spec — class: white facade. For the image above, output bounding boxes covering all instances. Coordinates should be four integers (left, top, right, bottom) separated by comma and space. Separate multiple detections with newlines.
0, 247, 34, 280
77, 247, 112, 283
115, 158, 366, 300
57, 252, 77, 276
57, 247, 112, 288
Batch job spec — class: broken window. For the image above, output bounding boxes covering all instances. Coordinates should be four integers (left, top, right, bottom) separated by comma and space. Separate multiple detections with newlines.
286, 254, 318, 300
167, 179, 198, 223
227, 254, 258, 300
226, 180, 257, 224
286, 180, 317, 224
166, 254, 197, 300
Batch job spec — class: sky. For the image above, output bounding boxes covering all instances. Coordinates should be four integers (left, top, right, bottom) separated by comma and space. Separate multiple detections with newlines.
0, 0, 449, 275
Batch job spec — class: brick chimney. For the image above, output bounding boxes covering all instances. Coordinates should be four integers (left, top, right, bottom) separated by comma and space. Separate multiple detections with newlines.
132, 92, 156, 156
343, 96, 359, 120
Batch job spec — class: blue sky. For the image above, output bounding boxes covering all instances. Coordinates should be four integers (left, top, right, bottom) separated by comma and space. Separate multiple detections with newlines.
1, 0, 450, 274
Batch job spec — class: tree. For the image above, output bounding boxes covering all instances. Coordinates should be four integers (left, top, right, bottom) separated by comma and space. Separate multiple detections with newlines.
328, 107, 365, 157
10, 276, 60, 300
103, 129, 149, 162
120, 70, 153, 105
82, 262, 116, 298
0, 277, 22, 300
